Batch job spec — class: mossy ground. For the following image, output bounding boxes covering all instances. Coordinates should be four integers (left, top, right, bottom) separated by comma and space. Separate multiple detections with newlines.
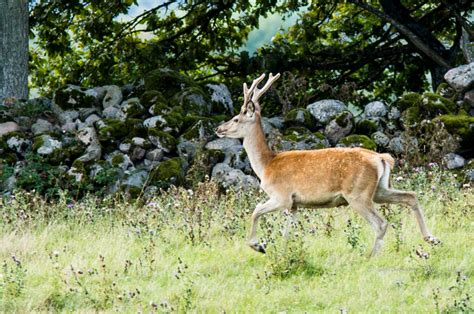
0, 168, 472, 312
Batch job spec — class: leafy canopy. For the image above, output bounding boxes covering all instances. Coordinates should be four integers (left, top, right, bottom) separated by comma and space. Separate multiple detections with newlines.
29, 0, 473, 105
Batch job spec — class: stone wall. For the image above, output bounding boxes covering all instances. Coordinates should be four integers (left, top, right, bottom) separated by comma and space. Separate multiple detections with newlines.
1, 64, 473, 196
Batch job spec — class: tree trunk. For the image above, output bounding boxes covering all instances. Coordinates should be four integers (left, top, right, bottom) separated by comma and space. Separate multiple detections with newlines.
0, 0, 29, 100
461, 28, 474, 63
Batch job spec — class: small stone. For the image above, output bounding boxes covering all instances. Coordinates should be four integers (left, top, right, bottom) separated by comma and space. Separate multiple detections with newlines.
443, 153, 466, 169
131, 146, 146, 160
371, 131, 390, 147
103, 106, 126, 120
76, 127, 101, 162
7, 136, 30, 154
131, 137, 147, 147
107, 152, 133, 170
61, 121, 77, 133
85, 114, 101, 126
144, 116, 166, 129
205, 138, 241, 151
307, 99, 347, 124
146, 149, 164, 162
31, 119, 54, 135
211, 163, 259, 190
102, 85, 123, 108
364, 101, 387, 118
119, 142, 131, 153
463, 89, 474, 107
37, 135, 62, 155
444, 62, 474, 92
58, 110, 79, 125
0, 122, 20, 137
324, 111, 354, 144
123, 170, 148, 188
388, 107, 401, 120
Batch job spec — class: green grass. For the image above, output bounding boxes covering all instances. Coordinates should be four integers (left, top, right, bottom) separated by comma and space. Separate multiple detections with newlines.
0, 168, 473, 312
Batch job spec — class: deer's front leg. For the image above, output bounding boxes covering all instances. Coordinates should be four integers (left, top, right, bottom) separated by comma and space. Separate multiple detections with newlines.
248, 198, 287, 254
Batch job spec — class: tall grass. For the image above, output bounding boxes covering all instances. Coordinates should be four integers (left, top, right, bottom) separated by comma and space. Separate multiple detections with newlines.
0, 166, 472, 312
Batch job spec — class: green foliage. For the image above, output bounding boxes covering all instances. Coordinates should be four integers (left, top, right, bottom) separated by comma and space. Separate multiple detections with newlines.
28, 1, 469, 101
435, 114, 474, 141
402, 119, 460, 166
14, 153, 67, 197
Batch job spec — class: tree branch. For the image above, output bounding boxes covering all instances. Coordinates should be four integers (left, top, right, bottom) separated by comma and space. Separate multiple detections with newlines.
348, 0, 451, 69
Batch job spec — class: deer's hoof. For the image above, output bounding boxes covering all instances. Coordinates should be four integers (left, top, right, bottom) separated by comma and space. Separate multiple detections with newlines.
424, 235, 441, 245
249, 242, 266, 254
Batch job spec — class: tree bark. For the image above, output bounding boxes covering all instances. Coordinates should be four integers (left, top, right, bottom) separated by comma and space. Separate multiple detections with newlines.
0, 0, 29, 100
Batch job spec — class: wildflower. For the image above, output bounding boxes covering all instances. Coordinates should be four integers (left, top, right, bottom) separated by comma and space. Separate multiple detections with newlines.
395, 176, 403, 182
428, 162, 438, 169
67, 203, 74, 209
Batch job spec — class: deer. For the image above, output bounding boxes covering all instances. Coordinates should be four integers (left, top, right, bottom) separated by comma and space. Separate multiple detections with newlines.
215, 73, 440, 256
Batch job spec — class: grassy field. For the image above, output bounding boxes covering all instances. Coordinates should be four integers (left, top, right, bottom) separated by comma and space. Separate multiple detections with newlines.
0, 167, 472, 312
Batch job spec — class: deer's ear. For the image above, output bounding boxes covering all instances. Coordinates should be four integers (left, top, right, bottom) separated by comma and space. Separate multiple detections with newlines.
246, 101, 255, 117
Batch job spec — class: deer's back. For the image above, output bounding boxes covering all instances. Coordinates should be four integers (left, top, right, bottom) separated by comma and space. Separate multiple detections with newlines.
261, 147, 384, 204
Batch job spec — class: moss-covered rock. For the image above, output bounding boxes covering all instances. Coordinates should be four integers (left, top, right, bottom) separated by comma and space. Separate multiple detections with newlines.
396, 92, 422, 111
144, 68, 196, 98
206, 83, 234, 115
140, 90, 167, 108
325, 111, 354, 145
340, 134, 377, 151
434, 114, 474, 153
54, 85, 98, 110
149, 157, 186, 187
280, 127, 328, 150
284, 108, 314, 129
172, 87, 210, 115
421, 92, 457, 113
185, 148, 223, 186
98, 118, 146, 142
355, 119, 378, 135
397, 91, 457, 126
182, 119, 216, 141
120, 98, 146, 119
436, 83, 457, 99
46, 137, 86, 165
148, 129, 177, 153
145, 105, 184, 134
6, 132, 31, 155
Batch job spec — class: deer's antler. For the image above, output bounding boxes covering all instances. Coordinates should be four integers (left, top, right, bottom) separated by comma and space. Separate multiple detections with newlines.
242, 73, 266, 111
251, 73, 280, 107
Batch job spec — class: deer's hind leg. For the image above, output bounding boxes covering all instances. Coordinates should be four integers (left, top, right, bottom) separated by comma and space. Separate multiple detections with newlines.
374, 188, 440, 244
374, 160, 439, 245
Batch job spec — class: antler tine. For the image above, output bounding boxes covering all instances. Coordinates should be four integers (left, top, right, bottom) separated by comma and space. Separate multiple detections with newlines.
251, 73, 281, 104
243, 73, 266, 109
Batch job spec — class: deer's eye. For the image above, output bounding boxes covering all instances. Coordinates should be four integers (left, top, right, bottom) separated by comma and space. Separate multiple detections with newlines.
233, 118, 238, 123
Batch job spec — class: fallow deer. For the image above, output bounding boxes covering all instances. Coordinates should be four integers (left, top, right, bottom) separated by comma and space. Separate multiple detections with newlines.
215, 73, 440, 256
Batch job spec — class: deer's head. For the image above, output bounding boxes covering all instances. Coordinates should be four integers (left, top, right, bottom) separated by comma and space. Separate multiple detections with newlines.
215, 73, 280, 139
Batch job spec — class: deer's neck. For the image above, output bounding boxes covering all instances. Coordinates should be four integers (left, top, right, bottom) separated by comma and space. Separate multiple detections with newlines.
243, 115, 275, 179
